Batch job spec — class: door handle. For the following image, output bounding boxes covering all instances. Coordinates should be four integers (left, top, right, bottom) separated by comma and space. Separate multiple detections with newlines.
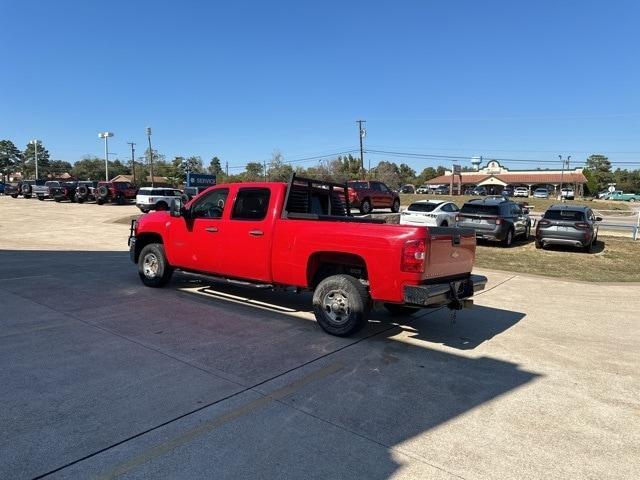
205, 226, 218, 233
249, 230, 264, 236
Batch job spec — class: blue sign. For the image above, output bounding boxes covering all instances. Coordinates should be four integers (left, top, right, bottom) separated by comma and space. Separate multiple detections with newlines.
186, 173, 216, 188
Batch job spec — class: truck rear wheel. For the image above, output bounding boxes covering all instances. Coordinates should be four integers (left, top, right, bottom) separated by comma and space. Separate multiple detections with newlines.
360, 199, 372, 215
312, 274, 370, 336
138, 243, 174, 287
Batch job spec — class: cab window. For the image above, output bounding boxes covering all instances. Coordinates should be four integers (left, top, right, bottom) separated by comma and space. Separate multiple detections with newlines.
232, 188, 271, 220
191, 188, 229, 219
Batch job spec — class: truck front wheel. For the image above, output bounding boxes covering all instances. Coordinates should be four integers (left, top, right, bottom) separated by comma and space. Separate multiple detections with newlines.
138, 243, 174, 287
312, 274, 370, 336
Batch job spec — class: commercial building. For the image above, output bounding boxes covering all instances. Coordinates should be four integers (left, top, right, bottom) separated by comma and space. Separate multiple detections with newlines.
426, 160, 587, 195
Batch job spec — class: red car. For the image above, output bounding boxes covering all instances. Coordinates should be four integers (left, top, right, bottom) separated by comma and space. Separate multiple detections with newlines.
347, 180, 401, 214
129, 175, 486, 336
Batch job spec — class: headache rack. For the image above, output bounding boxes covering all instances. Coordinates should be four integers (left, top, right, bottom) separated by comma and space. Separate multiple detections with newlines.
282, 174, 385, 224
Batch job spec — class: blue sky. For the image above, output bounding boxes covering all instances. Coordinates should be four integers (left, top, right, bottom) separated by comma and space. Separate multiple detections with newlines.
2, 0, 639, 172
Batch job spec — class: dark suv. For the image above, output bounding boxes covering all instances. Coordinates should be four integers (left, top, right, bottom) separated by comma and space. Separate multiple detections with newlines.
535, 205, 601, 252
457, 197, 531, 247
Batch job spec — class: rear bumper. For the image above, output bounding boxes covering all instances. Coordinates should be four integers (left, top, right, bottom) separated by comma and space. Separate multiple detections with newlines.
538, 236, 589, 248
403, 274, 488, 308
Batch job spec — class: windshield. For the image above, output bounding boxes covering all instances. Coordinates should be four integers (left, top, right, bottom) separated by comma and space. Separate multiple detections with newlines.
408, 202, 438, 212
544, 210, 585, 221
348, 181, 368, 189
460, 204, 499, 215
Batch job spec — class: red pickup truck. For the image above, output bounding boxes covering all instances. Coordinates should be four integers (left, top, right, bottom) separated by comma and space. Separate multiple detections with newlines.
129, 175, 486, 336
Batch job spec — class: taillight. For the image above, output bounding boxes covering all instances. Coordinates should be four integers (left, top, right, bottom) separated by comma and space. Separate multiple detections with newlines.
348, 187, 357, 200
538, 219, 551, 227
455, 215, 459, 222
401, 239, 426, 273
64, 188, 69, 195
574, 222, 590, 229
495, 218, 502, 225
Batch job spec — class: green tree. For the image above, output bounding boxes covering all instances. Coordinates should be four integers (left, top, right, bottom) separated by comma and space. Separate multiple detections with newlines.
417, 167, 437, 184
71, 156, 104, 180
48, 160, 73, 177
22, 141, 51, 179
208, 156, 224, 178
0, 139, 21, 182
267, 150, 293, 181
582, 168, 598, 195
584, 154, 613, 190
398, 163, 416, 185
244, 162, 264, 181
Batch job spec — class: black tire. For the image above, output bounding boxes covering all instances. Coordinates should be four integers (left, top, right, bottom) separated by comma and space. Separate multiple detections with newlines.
440, 220, 449, 227
384, 303, 420, 316
24, 194, 31, 199
138, 243, 174, 287
312, 274, 370, 336
583, 242, 593, 253
54, 198, 61, 202
502, 228, 514, 248
37, 196, 44, 201
97, 185, 109, 197
97, 198, 105, 205
535, 239, 543, 249
155, 201, 168, 211
11, 194, 18, 198
76, 197, 85, 204
391, 198, 400, 213
22, 184, 32, 195
359, 198, 372, 215
77, 185, 88, 196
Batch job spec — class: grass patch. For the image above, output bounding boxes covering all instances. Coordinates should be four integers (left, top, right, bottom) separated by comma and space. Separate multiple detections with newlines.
475, 236, 640, 282
400, 194, 631, 212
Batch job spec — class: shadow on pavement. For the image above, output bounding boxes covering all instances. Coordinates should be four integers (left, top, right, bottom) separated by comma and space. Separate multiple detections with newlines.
0, 249, 538, 479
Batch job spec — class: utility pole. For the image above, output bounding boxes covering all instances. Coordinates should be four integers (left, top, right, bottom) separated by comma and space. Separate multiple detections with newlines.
225, 161, 228, 177
146, 127, 154, 187
30, 139, 40, 180
127, 142, 136, 185
263, 159, 267, 181
559, 154, 571, 201
356, 120, 366, 176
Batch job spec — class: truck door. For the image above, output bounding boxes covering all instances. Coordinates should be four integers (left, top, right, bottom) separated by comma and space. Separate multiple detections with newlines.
167, 187, 229, 272
217, 187, 273, 282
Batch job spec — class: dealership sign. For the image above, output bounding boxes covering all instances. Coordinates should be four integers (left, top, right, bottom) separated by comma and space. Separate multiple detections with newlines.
186, 173, 216, 188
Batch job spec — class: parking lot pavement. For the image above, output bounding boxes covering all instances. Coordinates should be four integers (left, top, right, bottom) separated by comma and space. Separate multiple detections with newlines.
1, 196, 639, 479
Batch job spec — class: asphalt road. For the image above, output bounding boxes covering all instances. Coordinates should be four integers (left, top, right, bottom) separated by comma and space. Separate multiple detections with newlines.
1, 196, 639, 479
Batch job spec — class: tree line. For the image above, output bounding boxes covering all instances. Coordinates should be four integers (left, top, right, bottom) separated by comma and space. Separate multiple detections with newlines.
1, 138, 638, 194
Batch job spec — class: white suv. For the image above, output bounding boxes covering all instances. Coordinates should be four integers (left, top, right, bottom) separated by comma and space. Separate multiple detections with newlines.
136, 187, 182, 213
513, 187, 529, 197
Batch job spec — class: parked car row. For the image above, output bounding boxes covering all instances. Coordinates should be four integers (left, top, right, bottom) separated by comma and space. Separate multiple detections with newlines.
400, 196, 601, 252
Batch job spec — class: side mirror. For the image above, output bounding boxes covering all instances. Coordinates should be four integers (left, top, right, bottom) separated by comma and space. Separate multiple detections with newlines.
596, 216, 603, 222
170, 198, 183, 217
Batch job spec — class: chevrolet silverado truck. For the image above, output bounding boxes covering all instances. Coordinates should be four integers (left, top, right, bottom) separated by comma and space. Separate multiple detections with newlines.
129, 175, 487, 336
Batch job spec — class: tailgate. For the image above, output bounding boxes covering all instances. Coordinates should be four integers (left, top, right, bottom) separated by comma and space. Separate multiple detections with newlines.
424, 227, 476, 280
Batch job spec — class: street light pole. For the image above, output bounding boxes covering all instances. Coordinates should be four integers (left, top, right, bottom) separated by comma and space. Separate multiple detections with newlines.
98, 132, 114, 181
30, 139, 40, 180
127, 142, 136, 185
146, 127, 154, 187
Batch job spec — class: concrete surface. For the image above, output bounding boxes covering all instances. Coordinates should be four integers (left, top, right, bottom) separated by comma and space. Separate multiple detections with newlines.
0, 195, 638, 479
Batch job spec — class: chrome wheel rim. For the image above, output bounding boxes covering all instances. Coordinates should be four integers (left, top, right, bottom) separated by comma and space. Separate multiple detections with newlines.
143, 253, 159, 278
322, 290, 350, 325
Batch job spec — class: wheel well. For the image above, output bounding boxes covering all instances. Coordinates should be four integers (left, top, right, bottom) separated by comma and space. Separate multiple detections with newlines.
134, 233, 163, 263
307, 252, 368, 289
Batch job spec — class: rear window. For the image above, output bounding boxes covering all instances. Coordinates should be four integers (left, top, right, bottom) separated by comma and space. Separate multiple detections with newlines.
349, 182, 368, 189
232, 188, 271, 220
460, 204, 499, 215
408, 202, 438, 212
544, 210, 585, 221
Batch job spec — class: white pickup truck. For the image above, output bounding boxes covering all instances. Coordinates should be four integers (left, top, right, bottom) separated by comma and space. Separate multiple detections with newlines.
32, 181, 62, 200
